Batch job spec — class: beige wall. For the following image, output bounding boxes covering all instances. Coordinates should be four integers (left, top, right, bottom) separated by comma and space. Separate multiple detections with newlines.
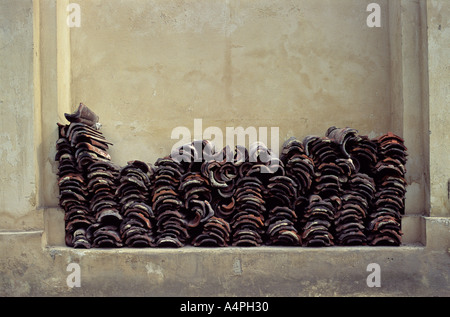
63, 0, 432, 221
428, 0, 450, 217
1, 0, 441, 239
0, 0, 445, 238
0, 0, 449, 296
389, 0, 430, 217
0, 0, 42, 230
69, 0, 392, 168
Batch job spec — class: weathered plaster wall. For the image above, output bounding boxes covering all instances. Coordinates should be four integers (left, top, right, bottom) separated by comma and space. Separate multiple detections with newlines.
59, 0, 428, 247
0, 0, 448, 297
38, 0, 73, 209
69, 0, 392, 169
428, 0, 450, 217
388, 0, 429, 217
0, 0, 42, 230
64, 0, 431, 223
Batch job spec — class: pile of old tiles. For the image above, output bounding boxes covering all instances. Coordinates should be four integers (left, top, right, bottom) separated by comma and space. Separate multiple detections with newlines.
194, 145, 243, 246
368, 132, 407, 245
56, 103, 116, 248
56, 123, 91, 248
117, 160, 155, 247
204, 146, 238, 198
278, 138, 314, 245
265, 205, 301, 246
229, 142, 278, 246
65, 106, 112, 170
231, 175, 266, 246
192, 216, 231, 247
335, 173, 375, 245
179, 171, 214, 228
57, 106, 409, 248
174, 140, 219, 245
301, 195, 336, 246
68, 105, 121, 248
151, 156, 188, 247
176, 140, 215, 228
347, 135, 378, 175
175, 141, 238, 246
205, 146, 241, 222
264, 173, 301, 245
86, 160, 122, 248
300, 135, 343, 246
281, 137, 315, 196
324, 127, 371, 246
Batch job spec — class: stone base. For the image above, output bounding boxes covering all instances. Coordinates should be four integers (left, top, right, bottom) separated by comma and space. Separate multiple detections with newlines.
1, 227, 449, 296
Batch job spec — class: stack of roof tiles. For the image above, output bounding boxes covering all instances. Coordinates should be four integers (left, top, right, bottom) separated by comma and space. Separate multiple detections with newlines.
230, 142, 283, 246
325, 127, 373, 246
203, 145, 247, 223
335, 173, 375, 245
56, 122, 91, 248
300, 135, 342, 246
86, 160, 122, 248
117, 160, 154, 247
278, 138, 314, 245
301, 195, 336, 246
281, 137, 314, 196
175, 140, 216, 229
192, 216, 231, 247
151, 157, 187, 247
179, 171, 214, 228
56, 105, 409, 248
264, 172, 301, 245
368, 133, 408, 245
231, 174, 266, 246
56, 103, 117, 248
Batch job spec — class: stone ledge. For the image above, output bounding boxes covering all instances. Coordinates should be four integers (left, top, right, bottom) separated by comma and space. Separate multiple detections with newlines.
424, 217, 450, 250
46, 244, 426, 254
0, 230, 43, 235
41, 244, 449, 297
2, 230, 449, 296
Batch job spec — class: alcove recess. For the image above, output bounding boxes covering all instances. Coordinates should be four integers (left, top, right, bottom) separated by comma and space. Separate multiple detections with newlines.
56, 103, 407, 249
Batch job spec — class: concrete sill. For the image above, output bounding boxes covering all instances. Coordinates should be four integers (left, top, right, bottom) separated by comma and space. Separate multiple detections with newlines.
46, 244, 425, 254
4, 230, 447, 296
40, 243, 449, 297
